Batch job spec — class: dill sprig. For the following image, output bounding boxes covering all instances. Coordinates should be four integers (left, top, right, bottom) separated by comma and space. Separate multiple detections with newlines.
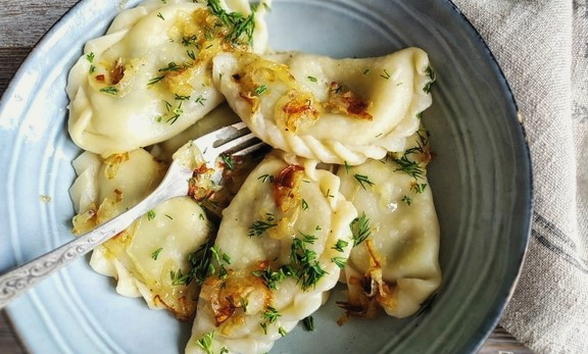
263, 306, 281, 323
331, 257, 347, 269
151, 247, 163, 260
257, 174, 274, 183
194, 95, 207, 105
253, 84, 268, 96
248, 213, 277, 237
332, 239, 348, 252
392, 154, 425, 179
252, 264, 293, 290
220, 154, 234, 170
290, 237, 327, 290
301, 199, 309, 211
354, 174, 374, 190
99, 86, 118, 95
302, 316, 314, 331
170, 268, 190, 285
401, 195, 412, 206
196, 332, 214, 354
207, 0, 256, 45
158, 62, 181, 72
351, 212, 371, 246
147, 75, 165, 86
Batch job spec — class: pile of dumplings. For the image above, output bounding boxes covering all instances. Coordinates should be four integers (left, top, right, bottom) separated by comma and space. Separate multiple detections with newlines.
67, 0, 441, 353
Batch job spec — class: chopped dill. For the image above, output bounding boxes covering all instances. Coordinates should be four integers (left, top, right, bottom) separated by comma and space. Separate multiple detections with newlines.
99, 86, 118, 95
353, 174, 374, 190
151, 247, 163, 260
248, 213, 277, 237
220, 154, 234, 170
401, 195, 412, 206
257, 174, 274, 183
302, 316, 314, 331
332, 239, 348, 252
147, 75, 165, 86
196, 332, 214, 354
253, 84, 268, 96
351, 212, 371, 246
331, 257, 347, 269
301, 199, 309, 211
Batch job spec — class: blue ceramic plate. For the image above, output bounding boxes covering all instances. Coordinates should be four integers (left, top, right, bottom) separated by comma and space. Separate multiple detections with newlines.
0, 0, 532, 353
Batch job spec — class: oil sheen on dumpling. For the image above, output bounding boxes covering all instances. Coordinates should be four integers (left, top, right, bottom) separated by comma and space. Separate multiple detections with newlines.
70, 149, 212, 320
67, 0, 270, 155
212, 48, 434, 165
336, 131, 441, 318
185, 151, 357, 354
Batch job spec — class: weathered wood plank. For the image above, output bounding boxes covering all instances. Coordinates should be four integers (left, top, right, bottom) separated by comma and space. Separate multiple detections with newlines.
0, 0, 78, 47
0, 312, 26, 354
0, 47, 31, 94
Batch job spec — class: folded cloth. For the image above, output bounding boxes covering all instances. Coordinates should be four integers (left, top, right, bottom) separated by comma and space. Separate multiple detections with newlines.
451, 1, 588, 353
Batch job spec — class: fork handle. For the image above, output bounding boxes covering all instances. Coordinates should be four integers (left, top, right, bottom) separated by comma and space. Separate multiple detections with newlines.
0, 188, 174, 309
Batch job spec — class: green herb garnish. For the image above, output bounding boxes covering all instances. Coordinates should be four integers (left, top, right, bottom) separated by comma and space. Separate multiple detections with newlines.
220, 154, 234, 170
332, 239, 348, 252
194, 95, 207, 105
331, 257, 347, 269
307, 76, 318, 83
151, 248, 163, 260
99, 86, 118, 95
263, 306, 281, 323
301, 199, 309, 211
248, 213, 277, 237
351, 212, 371, 246
290, 237, 327, 289
380, 69, 391, 80
392, 155, 424, 179
147, 75, 165, 86
196, 332, 214, 354
302, 316, 314, 331
156, 12, 165, 20
158, 62, 181, 72
257, 174, 274, 183
253, 84, 268, 96
401, 195, 412, 205
353, 174, 374, 190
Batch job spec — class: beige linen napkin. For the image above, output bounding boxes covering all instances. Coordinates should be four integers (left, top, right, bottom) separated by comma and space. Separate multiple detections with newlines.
451, 1, 588, 353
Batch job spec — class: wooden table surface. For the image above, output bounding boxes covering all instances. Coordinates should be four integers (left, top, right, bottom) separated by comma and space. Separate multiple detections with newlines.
0, 1, 532, 353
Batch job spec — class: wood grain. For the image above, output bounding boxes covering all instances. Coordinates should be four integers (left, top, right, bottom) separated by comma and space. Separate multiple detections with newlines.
0, 1, 533, 353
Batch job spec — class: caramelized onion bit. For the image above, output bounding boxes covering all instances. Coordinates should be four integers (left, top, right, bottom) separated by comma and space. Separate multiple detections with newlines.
276, 91, 320, 132
325, 82, 372, 120
110, 59, 125, 85
273, 165, 304, 213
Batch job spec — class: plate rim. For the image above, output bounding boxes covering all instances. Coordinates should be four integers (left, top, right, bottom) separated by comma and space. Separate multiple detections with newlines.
0, 0, 534, 352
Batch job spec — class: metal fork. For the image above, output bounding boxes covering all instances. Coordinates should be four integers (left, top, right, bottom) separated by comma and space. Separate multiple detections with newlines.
0, 122, 264, 309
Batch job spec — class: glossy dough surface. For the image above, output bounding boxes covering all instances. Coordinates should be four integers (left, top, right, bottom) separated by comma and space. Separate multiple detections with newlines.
212, 49, 433, 165
337, 135, 441, 318
67, 0, 269, 155
70, 149, 212, 319
186, 152, 357, 354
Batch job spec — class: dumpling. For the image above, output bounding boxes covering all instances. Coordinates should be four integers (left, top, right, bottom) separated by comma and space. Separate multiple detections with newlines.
211, 48, 434, 165
336, 131, 441, 318
185, 151, 357, 354
70, 149, 213, 320
67, 0, 271, 155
